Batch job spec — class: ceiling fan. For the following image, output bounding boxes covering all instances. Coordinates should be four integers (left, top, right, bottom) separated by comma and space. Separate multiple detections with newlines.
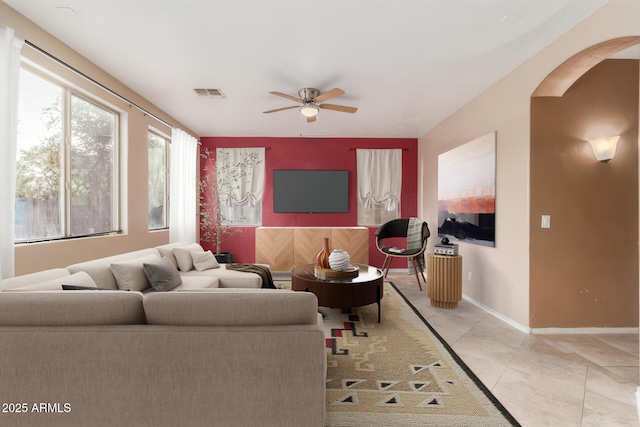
263, 88, 357, 122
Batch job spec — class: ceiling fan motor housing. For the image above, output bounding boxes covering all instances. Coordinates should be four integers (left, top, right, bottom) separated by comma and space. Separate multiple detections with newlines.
298, 88, 320, 102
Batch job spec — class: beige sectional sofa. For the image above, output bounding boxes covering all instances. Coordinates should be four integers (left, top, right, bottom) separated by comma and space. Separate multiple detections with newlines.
0, 242, 265, 292
0, 242, 327, 427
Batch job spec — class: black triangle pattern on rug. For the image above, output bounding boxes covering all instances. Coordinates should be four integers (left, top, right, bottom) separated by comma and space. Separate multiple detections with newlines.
376, 394, 403, 407
332, 393, 358, 406
342, 379, 366, 389
377, 380, 400, 391
410, 364, 429, 374
409, 381, 431, 392
417, 397, 443, 408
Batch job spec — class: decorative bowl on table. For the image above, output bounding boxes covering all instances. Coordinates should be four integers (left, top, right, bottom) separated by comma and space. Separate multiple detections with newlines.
314, 264, 359, 279
329, 249, 350, 271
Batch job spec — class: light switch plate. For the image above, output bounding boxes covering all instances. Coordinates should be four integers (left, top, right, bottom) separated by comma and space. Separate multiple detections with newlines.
541, 215, 551, 228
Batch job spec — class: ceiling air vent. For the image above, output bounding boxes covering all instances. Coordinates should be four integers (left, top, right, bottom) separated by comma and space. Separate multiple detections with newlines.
194, 88, 227, 99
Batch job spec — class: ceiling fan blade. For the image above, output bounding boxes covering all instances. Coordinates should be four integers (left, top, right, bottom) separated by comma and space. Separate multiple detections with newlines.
314, 88, 345, 103
263, 105, 299, 114
306, 115, 317, 123
269, 91, 301, 103
319, 103, 358, 113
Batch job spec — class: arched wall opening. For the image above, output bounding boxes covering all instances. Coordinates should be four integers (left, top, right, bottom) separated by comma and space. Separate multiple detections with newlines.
530, 38, 640, 328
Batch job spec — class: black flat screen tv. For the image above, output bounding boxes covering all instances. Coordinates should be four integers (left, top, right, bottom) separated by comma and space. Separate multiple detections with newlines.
273, 170, 349, 213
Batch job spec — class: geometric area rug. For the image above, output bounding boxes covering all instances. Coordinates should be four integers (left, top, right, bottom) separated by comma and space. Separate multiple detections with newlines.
322, 282, 521, 427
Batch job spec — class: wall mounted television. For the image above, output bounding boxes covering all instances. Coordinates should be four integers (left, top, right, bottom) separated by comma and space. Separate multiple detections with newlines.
273, 170, 349, 213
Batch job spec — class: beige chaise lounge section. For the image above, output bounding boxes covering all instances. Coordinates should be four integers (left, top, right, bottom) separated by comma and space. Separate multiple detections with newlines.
0, 290, 326, 427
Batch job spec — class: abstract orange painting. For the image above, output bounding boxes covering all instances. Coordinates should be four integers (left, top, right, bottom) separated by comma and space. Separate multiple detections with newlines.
437, 131, 496, 247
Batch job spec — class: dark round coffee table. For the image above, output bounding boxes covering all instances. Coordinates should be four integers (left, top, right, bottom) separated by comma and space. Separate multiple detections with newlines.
291, 264, 384, 322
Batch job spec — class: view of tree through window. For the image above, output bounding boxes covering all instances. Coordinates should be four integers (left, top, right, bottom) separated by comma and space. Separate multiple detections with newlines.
16, 67, 119, 242
148, 131, 169, 230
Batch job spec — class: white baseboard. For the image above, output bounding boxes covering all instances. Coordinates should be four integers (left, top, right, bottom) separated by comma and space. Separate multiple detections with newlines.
531, 327, 639, 335
462, 294, 531, 334
462, 295, 638, 335
285, 269, 639, 336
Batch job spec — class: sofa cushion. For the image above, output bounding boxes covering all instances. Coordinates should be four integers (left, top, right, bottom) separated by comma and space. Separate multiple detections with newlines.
155, 241, 190, 269
172, 276, 219, 291
0, 268, 70, 291
191, 250, 220, 271
4, 271, 97, 291
143, 257, 182, 292
110, 254, 160, 291
66, 248, 161, 289
173, 243, 204, 272
143, 291, 318, 326
0, 291, 146, 326
179, 264, 262, 289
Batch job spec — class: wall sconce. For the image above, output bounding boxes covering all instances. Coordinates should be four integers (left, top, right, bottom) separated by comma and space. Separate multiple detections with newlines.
588, 136, 620, 162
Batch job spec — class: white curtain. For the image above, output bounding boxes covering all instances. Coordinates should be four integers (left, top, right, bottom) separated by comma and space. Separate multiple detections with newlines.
169, 128, 198, 243
356, 149, 402, 226
0, 26, 24, 279
216, 147, 265, 224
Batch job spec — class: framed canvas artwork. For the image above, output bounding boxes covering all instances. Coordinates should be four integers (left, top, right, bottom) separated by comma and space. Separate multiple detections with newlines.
437, 131, 496, 247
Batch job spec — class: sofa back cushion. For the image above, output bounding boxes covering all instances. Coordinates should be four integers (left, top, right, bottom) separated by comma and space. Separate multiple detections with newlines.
2, 271, 97, 291
109, 253, 161, 291
0, 291, 146, 326
143, 291, 318, 326
155, 241, 190, 269
0, 268, 70, 290
172, 243, 205, 272
66, 248, 160, 289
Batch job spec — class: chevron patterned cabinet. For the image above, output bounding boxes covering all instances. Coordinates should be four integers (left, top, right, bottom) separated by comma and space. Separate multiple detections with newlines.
255, 227, 369, 272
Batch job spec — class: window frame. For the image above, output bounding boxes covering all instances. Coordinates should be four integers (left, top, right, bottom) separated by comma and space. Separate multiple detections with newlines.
356, 149, 403, 227
15, 64, 121, 243
147, 129, 170, 230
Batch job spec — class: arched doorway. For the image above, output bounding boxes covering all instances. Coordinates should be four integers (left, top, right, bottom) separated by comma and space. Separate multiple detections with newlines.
529, 37, 640, 329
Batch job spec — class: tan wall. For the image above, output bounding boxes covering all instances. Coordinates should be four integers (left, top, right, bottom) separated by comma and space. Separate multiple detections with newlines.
530, 60, 639, 328
1, 3, 198, 275
418, 0, 640, 328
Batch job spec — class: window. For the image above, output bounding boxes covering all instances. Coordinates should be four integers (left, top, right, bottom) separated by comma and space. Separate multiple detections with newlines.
15, 67, 119, 242
200, 147, 264, 230
216, 148, 265, 226
148, 131, 169, 230
356, 149, 402, 226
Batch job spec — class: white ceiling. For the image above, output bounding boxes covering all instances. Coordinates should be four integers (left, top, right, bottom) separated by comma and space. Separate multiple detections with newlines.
4, 0, 611, 138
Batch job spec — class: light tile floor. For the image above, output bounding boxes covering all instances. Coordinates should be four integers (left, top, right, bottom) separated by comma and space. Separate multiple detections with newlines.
386, 271, 640, 427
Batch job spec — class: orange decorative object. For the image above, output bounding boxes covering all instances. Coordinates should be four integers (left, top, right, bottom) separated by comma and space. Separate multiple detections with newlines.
316, 237, 331, 268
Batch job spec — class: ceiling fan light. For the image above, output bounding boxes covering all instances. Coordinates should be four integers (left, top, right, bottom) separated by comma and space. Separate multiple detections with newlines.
300, 104, 319, 117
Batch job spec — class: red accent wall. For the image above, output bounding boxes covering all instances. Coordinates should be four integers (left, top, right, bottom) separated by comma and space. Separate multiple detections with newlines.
199, 137, 418, 269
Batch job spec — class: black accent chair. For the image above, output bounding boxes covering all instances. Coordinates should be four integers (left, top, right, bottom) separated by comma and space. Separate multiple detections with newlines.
374, 218, 430, 290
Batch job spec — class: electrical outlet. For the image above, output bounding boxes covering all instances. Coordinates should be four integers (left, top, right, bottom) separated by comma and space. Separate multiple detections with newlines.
468, 271, 472, 281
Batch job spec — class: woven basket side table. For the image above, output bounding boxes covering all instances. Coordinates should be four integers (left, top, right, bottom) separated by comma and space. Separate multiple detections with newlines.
427, 254, 462, 308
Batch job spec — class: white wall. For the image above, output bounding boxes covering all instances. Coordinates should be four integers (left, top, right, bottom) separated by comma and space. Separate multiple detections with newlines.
418, 0, 640, 327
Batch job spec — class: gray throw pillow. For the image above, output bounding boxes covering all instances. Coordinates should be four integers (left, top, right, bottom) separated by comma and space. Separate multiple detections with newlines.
143, 257, 182, 292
